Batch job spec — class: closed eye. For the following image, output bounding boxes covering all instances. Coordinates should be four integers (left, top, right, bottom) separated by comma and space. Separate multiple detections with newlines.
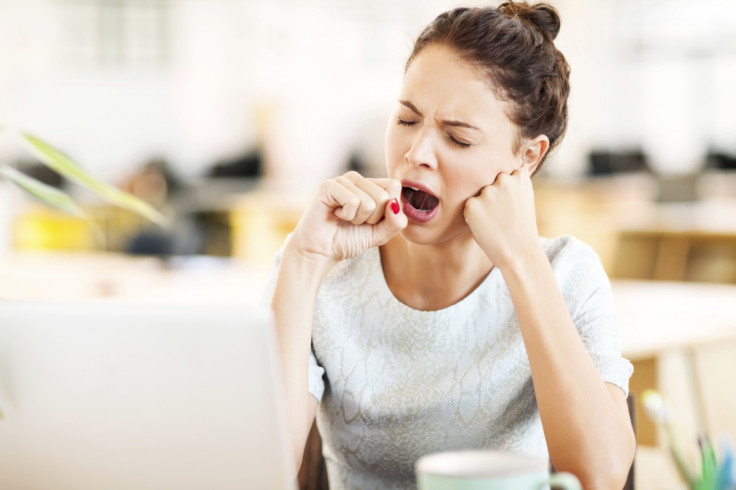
397, 117, 417, 127
448, 134, 471, 148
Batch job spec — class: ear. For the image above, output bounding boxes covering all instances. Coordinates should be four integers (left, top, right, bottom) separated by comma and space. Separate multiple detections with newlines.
520, 135, 549, 175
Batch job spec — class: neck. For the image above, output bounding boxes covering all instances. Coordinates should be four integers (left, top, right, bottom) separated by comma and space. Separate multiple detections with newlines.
380, 231, 493, 311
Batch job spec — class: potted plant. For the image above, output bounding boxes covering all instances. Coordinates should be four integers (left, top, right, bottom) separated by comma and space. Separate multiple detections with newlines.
0, 128, 166, 226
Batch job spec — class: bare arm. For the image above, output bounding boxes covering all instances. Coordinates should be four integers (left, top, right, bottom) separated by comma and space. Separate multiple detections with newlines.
271, 243, 330, 468
465, 169, 635, 489
500, 246, 635, 489
270, 172, 407, 469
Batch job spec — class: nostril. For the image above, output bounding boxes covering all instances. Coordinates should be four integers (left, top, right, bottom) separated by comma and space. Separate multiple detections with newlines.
405, 151, 435, 169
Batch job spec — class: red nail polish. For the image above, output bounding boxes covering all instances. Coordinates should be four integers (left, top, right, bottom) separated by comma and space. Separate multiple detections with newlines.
390, 198, 400, 215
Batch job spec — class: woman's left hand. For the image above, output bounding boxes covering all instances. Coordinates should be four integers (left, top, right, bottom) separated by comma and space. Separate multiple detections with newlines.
463, 167, 540, 269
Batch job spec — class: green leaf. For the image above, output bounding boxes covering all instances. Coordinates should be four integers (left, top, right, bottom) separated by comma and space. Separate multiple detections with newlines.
19, 133, 168, 226
0, 165, 83, 216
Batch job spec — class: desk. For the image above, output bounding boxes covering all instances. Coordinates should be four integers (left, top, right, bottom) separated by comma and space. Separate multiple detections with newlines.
533, 174, 736, 281
0, 252, 273, 306
615, 279, 736, 359
613, 280, 736, 489
612, 200, 736, 282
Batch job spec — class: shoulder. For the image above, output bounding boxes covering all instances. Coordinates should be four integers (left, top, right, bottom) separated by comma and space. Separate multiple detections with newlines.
540, 235, 611, 296
313, 249, 383, 325
541, 235, 605, 274
541, 234, 600, 264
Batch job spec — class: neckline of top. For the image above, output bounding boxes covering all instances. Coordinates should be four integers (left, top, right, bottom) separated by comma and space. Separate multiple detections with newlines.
368, 246, 502, 316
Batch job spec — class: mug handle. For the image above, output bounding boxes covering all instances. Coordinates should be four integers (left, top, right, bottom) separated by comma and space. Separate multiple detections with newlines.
546, 471, 582, 490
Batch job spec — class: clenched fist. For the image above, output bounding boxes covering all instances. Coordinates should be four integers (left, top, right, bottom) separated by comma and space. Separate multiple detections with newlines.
463, 168, 540, 269
291, 171, 408, 265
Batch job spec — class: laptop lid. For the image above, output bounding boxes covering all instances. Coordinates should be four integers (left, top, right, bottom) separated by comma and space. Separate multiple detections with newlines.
0, 301, 296, 490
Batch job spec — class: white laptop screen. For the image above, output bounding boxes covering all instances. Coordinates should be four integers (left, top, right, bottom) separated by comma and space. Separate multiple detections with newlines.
0, 302, 296, 490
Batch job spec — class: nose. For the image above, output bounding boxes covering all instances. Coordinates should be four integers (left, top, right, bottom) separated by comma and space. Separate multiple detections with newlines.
404, 127, 438, 169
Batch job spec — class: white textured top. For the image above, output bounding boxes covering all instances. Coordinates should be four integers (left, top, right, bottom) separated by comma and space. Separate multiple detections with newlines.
283, 235, 632, 490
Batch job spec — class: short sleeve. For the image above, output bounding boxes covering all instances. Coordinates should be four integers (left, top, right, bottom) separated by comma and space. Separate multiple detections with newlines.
309, 349, 326, 402
547, 236, 634, 396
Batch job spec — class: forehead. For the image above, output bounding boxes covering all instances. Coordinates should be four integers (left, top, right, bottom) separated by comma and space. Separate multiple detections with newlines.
401, 44, 511, 124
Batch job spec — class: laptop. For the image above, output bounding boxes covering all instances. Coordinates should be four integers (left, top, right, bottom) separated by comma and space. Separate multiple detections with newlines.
0, 301, 297, 490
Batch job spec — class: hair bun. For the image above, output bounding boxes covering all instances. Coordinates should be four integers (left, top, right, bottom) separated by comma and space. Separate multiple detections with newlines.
499, 2, 561, 41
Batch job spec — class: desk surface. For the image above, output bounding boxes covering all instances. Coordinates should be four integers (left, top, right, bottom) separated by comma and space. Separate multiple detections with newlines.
0, 252, 273, 306
613, 279, 736, 359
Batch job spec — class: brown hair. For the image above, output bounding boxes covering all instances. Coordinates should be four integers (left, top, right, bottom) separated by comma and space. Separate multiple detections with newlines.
406, 1, 570, 170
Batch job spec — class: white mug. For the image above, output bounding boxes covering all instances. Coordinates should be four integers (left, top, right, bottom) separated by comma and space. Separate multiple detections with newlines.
416, 450, 582, 490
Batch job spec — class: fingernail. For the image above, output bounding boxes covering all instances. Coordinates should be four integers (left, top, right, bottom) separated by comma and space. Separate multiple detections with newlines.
390, 198, 400, 215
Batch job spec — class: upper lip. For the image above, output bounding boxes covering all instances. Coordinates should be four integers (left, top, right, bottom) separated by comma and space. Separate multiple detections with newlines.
401, 179, 438, 198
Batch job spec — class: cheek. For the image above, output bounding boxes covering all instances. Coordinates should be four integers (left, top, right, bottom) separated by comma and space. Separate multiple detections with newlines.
384, 125, 401, 170
442, 170, 485, 210
456, 157, 499, 194
472, 150, 518, 185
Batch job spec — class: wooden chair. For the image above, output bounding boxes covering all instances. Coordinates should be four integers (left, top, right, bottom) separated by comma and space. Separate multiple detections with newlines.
298, 395, 636, 490
297, 421, 329, 490
623, 393, 636, 490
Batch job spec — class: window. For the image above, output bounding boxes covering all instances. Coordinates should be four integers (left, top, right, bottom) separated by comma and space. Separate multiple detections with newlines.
58, 0, 170, 69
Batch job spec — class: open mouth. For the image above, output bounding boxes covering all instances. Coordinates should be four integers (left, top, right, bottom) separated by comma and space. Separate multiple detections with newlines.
401, 184, 440, 223
403, 186, 440, 212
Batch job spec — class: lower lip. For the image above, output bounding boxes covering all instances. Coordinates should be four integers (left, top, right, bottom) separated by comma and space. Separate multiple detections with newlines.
401, 194, 440, 223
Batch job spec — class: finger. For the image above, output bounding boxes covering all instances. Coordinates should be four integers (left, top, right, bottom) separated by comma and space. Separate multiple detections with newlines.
511, 166, 530, 178
319, 179, 361, 222
345, 176, 392, 225
372, 198, 408, 246
463, 194, 483, 225
368, 178, 402, 197
490, 171, 504, 185
334, 175, 376, 224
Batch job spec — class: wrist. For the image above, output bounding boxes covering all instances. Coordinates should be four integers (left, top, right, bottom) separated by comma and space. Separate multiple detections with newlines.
495, 239, 548, 278
283, 238, 337, 282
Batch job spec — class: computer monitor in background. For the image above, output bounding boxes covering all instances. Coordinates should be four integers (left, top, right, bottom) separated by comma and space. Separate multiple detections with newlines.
587, 148, 649, 176
0, 302, 296, 490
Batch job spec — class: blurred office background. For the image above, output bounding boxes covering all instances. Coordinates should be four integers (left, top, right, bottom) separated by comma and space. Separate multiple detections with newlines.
1, 1, 736, 488
1, 0, 736, 261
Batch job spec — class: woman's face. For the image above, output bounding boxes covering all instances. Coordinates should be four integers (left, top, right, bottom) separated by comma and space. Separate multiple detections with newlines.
385, 43, 521, 246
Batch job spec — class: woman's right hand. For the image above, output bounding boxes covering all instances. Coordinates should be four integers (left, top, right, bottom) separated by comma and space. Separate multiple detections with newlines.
290, 171, 407, 265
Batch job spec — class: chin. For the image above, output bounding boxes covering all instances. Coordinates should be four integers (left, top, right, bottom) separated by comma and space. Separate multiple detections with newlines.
399, 227, 436, 246
399, 222, 472, 247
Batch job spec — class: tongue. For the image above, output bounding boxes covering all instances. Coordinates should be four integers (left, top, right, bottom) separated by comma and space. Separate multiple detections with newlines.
405, 188, 439, 211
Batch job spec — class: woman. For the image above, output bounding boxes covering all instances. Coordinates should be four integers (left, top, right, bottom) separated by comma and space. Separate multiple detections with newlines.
271, 2, 635, 489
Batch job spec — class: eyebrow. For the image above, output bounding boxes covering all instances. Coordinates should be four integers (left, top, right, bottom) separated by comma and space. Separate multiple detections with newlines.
398, 99, 480, 131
